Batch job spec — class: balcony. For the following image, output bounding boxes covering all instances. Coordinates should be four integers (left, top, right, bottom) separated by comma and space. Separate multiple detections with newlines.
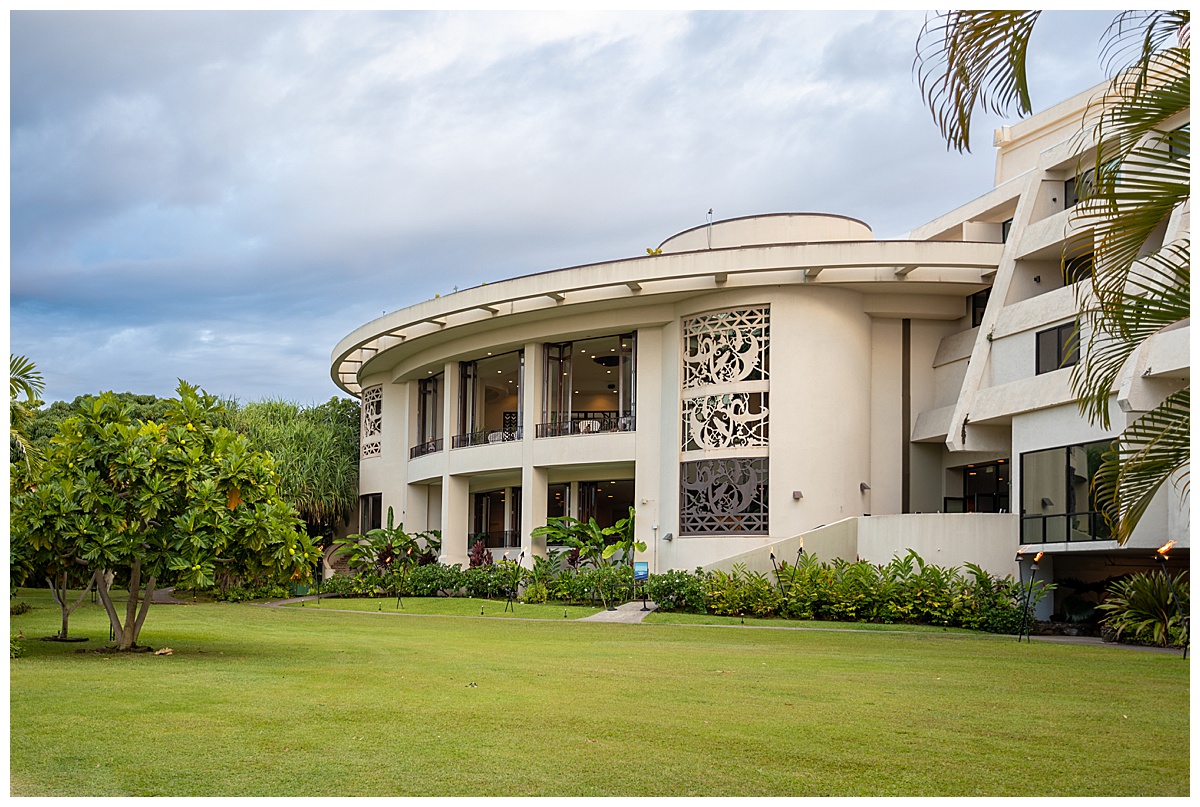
1021, 511, 1111, 544
452, 427, 522, 449
410, 438, 444, 459
536, 411, 635, 438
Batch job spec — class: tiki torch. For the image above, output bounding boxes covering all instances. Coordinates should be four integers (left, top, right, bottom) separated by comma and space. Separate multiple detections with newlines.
1154, 540, 1188, 658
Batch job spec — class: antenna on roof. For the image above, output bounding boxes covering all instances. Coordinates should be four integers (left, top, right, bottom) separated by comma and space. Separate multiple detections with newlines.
706, 208, 714, 249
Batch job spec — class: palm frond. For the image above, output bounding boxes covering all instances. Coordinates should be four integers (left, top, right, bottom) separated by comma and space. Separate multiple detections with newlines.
1092, 388, 1190, 544
10, 354, 44, 404
915, 10, 1041, 152
1072, 242, 1190, 427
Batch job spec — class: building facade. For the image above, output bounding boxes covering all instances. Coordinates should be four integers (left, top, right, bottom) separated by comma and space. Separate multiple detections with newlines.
331, 83, 1189, 616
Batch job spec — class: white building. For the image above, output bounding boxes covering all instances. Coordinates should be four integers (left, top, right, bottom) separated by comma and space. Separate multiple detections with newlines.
331, 84, 1189, 617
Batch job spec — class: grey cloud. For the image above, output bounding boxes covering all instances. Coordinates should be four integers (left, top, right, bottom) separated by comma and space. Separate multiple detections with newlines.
11, 10, 1113, 406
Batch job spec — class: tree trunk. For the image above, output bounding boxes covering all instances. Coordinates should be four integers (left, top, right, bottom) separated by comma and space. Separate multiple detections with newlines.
117, 559, 143, 651
96, 560, 151, 651
96, 568, 125, 642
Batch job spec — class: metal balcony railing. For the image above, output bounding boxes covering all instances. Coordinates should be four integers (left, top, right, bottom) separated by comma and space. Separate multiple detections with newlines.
536, 411, 635, 438
474, 530, 521, 549
451, 428, 522, 449
409, 438, 444, 459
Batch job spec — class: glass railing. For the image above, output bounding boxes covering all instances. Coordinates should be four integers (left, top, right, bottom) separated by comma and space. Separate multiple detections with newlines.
1020, 511, 1111, 544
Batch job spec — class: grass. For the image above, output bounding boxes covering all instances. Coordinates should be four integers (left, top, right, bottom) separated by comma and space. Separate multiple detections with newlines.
9, 588, 1189, 797
643, 610, 980, 633
280, 595, 605, 620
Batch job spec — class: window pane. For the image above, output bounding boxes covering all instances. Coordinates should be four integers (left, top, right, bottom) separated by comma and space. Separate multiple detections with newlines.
1036, 329, 1058, 375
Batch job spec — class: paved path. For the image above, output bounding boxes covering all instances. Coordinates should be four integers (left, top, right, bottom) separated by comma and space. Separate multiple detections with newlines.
578, 600, 658, 623
150, 587, 190, 605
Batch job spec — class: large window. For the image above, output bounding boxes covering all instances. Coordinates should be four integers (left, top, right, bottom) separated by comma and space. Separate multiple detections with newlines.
539, 333, 635, 437
1036, 322, 1079, 375
944, 460, 1009, 513
454, 350, 523, 448
411, 372, 443, 458
579, 480, 635, 530
1020, 440, 1115, 544
472, 488, 521, 549
360, 493, 382, 535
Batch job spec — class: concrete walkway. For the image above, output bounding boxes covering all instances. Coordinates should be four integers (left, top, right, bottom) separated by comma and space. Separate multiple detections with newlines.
578, 600, 658, 623
150, 587, 190, 605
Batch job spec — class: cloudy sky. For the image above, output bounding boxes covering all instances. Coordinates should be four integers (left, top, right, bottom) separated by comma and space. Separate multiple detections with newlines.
10, 9, 1116, 406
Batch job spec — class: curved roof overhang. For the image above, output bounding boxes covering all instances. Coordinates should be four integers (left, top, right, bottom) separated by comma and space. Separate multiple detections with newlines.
331, 239, 1003, 396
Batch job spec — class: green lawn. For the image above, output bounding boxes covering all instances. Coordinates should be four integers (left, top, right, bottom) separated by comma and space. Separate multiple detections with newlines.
279, 594, 605, 620
9, 589, 1189, 797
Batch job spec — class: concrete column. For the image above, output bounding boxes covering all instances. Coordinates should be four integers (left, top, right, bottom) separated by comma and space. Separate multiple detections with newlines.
633, 327, 664, 569
405, 483, 430, 532
522, 341, 542, 441
521, 465, 549, 563
440, 474, 470, 567
568, 482, 580, 519
442, 360, 459, 446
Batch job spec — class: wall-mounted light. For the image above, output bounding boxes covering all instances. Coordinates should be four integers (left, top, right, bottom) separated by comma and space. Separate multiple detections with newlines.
1033, 275, 1042, 284
792, 491, 803, 500
1041, 497, 1054, 508
662, 532, 674, 542
860, 482, 871, 493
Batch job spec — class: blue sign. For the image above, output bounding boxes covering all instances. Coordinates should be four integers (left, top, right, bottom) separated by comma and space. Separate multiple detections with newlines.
634, 562, 649, 581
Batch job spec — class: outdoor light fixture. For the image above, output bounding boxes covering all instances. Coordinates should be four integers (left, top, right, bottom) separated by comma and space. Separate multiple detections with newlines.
792, 490, 803, 500
860, 482, 871, 493
1017, 551, 1044, 643
1041, 497, 1054, 508
769, 552, 785, 596
1153, 540, 1188, 658
662, 532, 673, 542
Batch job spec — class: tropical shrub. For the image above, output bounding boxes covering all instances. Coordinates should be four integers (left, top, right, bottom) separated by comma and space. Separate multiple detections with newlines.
1098, 571, 1188, 648
467, 539, 493, 569
547, 568, 590, 603
10, 601, 31, 616
463, 564, 502, 598
523, 582, 549, 604
217, 581, 290, 603
10, 636, 22, 659
404, 563, 465, 597
644, 569, 706, 613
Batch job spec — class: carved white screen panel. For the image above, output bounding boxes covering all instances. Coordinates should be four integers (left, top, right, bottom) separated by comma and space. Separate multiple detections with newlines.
681, 392, 769, 451
681, 307, 770, 389
361, 385, 382, 459
679, 458, 769, 535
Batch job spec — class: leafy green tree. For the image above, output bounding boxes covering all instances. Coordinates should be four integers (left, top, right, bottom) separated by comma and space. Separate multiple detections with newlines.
10, 383, 318, 651
221, 397, 359, 543
24, 392, 172, 454
531, 516, 610, 568
916, 10, 1190, 542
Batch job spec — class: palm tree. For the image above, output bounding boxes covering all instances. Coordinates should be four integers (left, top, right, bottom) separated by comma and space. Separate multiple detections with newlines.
9, 354, 45, 474
916, 10, 1190, 543
222, 397, 360, 542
